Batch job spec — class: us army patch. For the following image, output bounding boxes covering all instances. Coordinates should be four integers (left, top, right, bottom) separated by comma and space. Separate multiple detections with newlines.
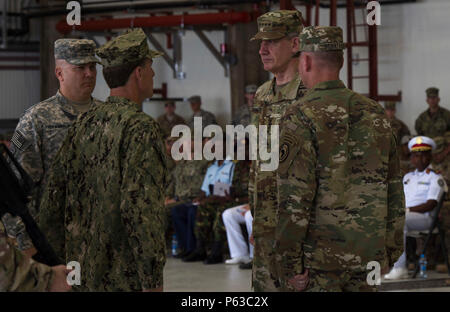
279, 130, 297, 164
11, 130, 28, 151
280, 143, 289, 163
438, 179, 445, 187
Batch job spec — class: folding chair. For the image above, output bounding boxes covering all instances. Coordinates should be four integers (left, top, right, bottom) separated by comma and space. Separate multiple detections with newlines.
406, 193, 450, 278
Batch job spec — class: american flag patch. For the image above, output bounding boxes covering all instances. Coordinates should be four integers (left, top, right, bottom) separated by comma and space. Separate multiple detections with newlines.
11, 130, 27, 151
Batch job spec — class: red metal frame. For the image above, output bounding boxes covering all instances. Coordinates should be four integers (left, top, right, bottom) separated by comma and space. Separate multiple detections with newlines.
153, 83, 168, 98
56, 11, 256, 34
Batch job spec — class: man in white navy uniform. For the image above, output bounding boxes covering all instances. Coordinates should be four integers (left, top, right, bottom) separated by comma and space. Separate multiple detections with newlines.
222, 204, 254, 268
384, 136, 447, 279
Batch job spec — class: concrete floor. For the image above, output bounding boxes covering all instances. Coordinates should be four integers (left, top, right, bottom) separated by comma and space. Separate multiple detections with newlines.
164, 257, 252, 292
163, 257, 450, 292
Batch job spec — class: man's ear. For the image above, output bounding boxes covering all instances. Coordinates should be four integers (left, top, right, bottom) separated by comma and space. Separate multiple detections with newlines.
291, 36, 300, 53
55, 65, 63, 82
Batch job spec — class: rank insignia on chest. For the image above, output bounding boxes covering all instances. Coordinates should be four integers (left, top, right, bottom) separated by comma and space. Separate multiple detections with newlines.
418, 181, 430, 185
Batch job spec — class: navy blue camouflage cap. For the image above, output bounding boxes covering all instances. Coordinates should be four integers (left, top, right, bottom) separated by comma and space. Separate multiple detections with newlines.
96, 28, 162, 68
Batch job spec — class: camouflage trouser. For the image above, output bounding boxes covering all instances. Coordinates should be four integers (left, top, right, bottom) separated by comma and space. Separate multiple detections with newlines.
195, 201, 230, 245
252, 234, 281, 292
305, 269, 377, 292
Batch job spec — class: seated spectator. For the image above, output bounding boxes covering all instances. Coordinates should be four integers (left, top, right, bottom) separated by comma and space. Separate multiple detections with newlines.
184, 139, 250, 264
384, 136, 447, 280
187, 95, 217, 131
157, 101, 186, 139
166, 139, 210, 258
222, 203, 253, 269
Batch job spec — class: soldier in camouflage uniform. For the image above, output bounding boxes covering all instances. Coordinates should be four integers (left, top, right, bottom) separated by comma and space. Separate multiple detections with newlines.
275, 26, 405, 292
0, 222, 70, 291
384, 101, 410, 145
166, 142, 210, 257
187, 95, 218, 131
38, 28, 168, 292
415, 87, 450, 139
157, 101, 186, 139
232, 84, 258, 127
2, 39, 102, 255
248, 9, 307, 291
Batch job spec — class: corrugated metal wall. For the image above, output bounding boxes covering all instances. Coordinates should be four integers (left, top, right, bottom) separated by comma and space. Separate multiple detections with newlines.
0, 54, 40, 119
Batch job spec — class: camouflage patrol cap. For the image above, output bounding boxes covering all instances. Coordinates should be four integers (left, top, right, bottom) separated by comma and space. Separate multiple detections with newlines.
384, 101, 397, 110
299, 26, 345, 52
54, 39, 100, 65
188, 95, 201, 103
426, 87, 439, 97
250, 10, 303, 41
96, 28, 162, 68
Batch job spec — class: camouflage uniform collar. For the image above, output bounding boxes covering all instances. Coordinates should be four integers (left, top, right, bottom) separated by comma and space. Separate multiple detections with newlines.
427, 106, 444, 116
106, 96, 140, 111
311, 79, 346, 91
271, 73, 303, 100
56, 90, 90, 116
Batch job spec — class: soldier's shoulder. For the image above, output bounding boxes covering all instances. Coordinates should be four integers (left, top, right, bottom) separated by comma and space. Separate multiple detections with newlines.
441, 106, 450, 115
417, 109, 429, 120
174, 114, 185, 122
204, 110, 216, 118
22, 95, 60, 116
403, 171, 414, 181
156, 114, 165, 122
255, 79, 273, 98
127, 112, 162, 139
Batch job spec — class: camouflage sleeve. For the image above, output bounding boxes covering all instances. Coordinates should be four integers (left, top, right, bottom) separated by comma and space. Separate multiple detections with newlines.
0, 223, 53, 291
248, 162, 256, 216
37, 141, 68, 260
385, 130, 405, 268
3, 112, 44, 251
275, 110, 317, 288
120, 128, 167, 290
248, 101, 260, 216
231, 162, 249, 200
